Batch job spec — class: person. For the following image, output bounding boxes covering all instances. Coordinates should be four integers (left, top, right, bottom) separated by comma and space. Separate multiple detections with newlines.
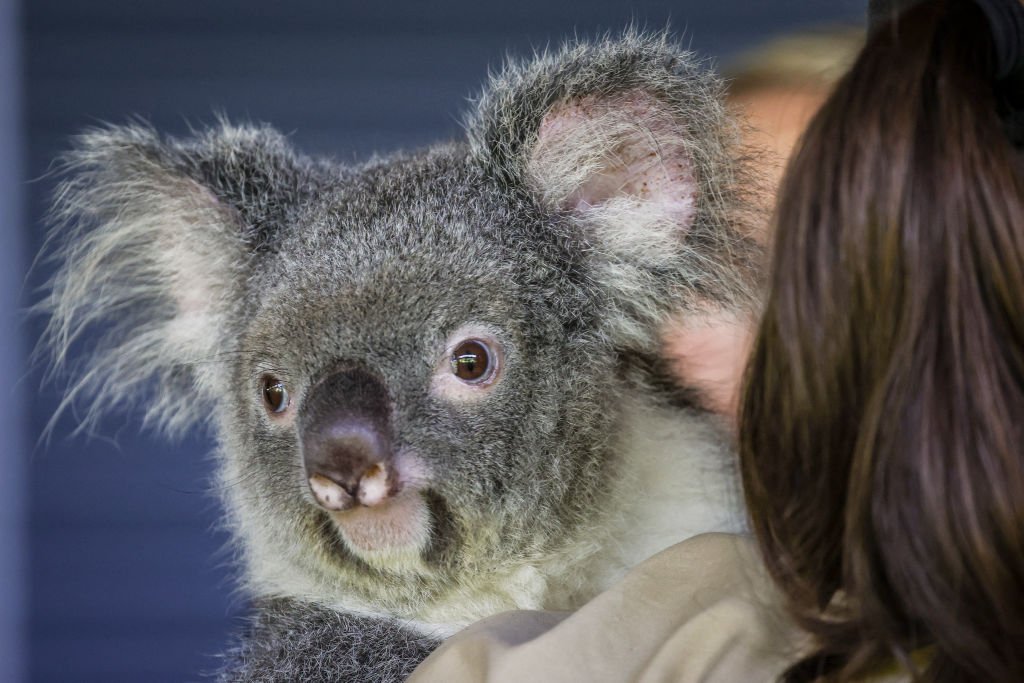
409, 0, 1024, 681
741, 0, 1024, 679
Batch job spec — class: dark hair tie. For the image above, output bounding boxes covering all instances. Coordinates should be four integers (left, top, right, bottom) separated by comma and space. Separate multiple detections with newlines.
869, 0, 1024, 81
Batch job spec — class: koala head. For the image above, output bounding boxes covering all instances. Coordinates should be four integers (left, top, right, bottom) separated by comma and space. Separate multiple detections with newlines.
44, 33, 758, 624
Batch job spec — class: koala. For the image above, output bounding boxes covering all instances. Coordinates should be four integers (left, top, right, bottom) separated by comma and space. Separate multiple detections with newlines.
43, 32, 760, 682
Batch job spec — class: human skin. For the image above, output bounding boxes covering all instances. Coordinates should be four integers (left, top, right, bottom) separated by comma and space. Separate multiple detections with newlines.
732, 86, 831, 196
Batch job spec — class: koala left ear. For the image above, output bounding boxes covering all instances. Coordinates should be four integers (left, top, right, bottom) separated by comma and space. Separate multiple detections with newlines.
469, 33, 759, 314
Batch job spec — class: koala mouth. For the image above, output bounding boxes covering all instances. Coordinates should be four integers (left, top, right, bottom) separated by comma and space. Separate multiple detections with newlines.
307, 450, 437, 569
327, 487, 432, 563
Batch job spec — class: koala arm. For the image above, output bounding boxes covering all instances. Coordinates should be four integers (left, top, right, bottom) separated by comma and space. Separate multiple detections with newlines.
217, 599, 442, 683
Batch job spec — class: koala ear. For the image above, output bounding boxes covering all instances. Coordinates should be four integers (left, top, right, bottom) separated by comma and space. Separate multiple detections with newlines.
468, 33, 759, 327
43, 122, 312, 434
529, 90, 699, 246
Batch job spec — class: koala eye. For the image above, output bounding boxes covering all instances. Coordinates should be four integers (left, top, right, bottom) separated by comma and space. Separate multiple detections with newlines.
450, 340, 494, 383
262, 376, 291, 414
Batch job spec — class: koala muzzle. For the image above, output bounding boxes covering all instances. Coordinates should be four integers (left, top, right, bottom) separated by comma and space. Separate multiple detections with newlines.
299, 366, 398, 511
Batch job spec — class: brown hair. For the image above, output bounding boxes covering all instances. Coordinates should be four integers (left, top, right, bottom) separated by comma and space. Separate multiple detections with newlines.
738, 1, 1024, 681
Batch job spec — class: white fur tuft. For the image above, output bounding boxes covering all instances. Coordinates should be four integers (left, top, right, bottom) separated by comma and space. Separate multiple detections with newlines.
40, 125, 246, 436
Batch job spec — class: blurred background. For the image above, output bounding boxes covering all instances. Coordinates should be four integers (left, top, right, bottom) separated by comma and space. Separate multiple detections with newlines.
2, 1, 862, 680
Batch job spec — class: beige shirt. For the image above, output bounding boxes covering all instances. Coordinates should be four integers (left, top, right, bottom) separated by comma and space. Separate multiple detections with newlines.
409, 533, 811, 682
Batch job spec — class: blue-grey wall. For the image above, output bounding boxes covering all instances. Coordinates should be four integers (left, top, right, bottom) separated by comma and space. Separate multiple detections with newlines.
17, 2, 863, 681
1, 0, 26, 680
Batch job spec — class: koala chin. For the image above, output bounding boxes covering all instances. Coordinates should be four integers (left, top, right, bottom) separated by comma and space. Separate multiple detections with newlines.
43, 30, 761, 682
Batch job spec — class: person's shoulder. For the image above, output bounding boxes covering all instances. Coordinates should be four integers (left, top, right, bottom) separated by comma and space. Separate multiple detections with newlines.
628, 533, 805, 682
411, 533, 808, 683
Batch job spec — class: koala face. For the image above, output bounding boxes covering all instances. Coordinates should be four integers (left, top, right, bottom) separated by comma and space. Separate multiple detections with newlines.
44, 34, 759, 627
226, 152, 618, 609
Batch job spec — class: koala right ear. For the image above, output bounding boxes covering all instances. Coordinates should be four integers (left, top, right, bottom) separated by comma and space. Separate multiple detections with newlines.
467, 33, 760, 345
42, 122, 313, 434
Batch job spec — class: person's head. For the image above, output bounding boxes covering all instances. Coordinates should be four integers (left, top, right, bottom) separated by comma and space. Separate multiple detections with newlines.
739, 1, 1024, 681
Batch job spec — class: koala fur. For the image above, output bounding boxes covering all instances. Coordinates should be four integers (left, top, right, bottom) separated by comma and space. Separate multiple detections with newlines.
43, 32, 760, 681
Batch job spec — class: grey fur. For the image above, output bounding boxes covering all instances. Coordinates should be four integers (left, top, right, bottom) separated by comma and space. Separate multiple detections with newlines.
42, 31, 760, 681
218, 598, 440, 682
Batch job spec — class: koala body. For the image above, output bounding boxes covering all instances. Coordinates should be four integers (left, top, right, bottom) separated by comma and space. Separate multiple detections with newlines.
45, 33, 759, 681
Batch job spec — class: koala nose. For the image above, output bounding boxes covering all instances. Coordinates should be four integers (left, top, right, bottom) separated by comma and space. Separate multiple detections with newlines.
299, 366, 397, 511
